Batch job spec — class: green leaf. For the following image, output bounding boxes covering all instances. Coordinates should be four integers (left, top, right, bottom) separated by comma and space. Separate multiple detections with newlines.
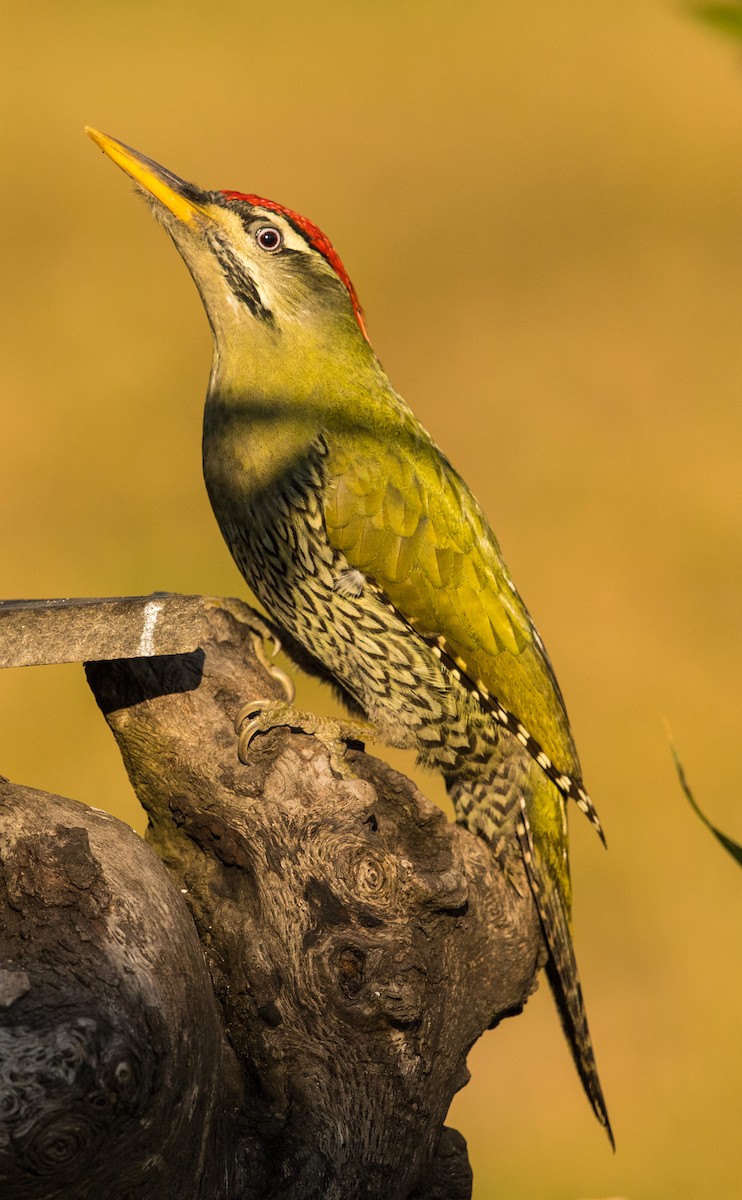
669, 738, 742, 867
689, 3, 742, 40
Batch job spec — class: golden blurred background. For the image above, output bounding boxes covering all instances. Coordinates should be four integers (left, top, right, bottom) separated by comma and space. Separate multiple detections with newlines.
2, 1, 741, 1195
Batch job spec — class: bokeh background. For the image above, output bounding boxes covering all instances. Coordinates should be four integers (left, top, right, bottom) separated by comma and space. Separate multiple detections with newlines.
2, 2, 741, 1196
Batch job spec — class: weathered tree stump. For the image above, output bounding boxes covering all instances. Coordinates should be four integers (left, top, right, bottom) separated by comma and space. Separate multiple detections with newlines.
0, 596, 543, 1199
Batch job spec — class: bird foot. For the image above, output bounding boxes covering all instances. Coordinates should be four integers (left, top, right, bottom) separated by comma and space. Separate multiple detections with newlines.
222, 606, 296, 704
234, 699, 374, 770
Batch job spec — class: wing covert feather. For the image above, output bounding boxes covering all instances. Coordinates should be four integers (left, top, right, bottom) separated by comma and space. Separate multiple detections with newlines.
324, 427, 579, 774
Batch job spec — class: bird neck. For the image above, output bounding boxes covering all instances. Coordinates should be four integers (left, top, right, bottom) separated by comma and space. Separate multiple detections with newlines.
202, 319, 391, 516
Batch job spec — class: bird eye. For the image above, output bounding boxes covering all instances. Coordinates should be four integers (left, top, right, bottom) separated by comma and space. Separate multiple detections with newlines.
255, 226, 283, 252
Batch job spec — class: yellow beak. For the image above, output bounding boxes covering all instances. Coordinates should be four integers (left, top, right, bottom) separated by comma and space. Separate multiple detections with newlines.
85, 127, 209, 224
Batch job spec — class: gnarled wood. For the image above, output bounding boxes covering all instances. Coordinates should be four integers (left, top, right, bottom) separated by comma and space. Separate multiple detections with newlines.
0, 781, 247, 1199
0, 595, 543, 1199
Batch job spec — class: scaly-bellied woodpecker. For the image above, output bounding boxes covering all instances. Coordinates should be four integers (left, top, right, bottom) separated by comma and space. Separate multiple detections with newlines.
87, 127, 612, 1146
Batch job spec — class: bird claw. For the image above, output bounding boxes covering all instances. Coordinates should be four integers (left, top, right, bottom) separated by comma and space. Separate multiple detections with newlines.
248, 630, 296, 704
233, 619, 298, 762
234, 700, 375, 768
234, 699, 289, 763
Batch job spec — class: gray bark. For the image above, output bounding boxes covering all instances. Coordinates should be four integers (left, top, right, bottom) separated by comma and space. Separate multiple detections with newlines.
0, 595, 543, 1199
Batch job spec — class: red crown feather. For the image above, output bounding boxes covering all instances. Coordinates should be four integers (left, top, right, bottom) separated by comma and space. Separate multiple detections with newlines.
220, 191, 368, 339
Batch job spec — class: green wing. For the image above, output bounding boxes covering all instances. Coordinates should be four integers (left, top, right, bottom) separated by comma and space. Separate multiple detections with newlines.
323, 417, 579, 776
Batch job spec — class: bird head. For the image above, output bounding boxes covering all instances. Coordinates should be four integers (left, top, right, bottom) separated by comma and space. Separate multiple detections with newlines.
86, 129, 370, 379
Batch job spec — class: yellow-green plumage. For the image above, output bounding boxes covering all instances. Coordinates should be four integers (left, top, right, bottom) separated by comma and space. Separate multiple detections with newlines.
88, 129, 612, 1146
324, 423, 577, 770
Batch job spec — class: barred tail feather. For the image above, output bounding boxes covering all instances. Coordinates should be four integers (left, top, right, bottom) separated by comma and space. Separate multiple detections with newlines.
515, 817, 614, 1148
